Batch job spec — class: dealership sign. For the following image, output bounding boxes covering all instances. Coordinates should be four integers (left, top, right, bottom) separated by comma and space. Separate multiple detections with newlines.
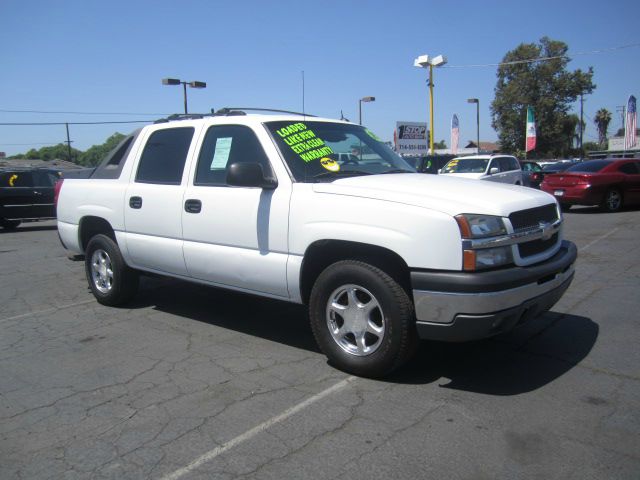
395, 121, 428, 154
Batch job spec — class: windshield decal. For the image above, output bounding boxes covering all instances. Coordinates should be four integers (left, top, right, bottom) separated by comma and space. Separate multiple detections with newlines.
275, 122, 334, 162
320, 157, 340, 172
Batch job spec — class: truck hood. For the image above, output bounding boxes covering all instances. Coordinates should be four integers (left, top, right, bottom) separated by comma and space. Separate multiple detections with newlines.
312, 173, 555, 217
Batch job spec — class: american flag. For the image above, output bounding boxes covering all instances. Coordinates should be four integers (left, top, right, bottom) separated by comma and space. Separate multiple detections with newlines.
451, 114, 459, 154
625, 95, 637, 150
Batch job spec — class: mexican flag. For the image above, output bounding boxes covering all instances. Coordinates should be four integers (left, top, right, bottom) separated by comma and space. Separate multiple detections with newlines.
525, 106, 536, 152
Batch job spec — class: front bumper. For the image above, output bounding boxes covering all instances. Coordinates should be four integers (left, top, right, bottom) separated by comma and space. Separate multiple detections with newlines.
411, 240, 577, 342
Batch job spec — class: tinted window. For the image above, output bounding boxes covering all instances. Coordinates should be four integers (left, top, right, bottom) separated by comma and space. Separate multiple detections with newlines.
32, 171, 60, 187
618, 162, 639, 174
566, 160, 611, 173
498, 158, 511, 172
136, 127, 194, 185
1, 171, 33, 187
195, 125, 273, 186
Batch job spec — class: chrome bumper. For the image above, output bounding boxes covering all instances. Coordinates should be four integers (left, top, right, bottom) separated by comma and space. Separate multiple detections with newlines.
412, 241, 577, 341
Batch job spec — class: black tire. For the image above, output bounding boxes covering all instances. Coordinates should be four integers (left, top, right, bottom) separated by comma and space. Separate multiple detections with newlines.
0, 219, 21, 230
85, 234, 139, 306
601, 188, 623, 212
309, 260, 418, 378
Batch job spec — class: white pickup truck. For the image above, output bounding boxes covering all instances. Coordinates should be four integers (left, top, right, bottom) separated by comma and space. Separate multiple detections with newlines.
57, 110, 577, 377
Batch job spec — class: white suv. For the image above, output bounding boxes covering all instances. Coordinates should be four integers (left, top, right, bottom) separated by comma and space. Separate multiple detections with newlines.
440, 154, 523, 185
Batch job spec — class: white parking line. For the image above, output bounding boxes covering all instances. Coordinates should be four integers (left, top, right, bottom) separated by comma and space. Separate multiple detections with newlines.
579, 227, 619, 252
0, 299, 96, 324
159, 376, 356, 480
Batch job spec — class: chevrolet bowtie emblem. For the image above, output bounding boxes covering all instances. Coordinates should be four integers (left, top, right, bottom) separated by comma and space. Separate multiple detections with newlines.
539, 221, 554, 241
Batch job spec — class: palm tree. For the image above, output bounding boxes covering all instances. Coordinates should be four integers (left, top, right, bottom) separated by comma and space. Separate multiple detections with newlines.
594, 108, 612, 147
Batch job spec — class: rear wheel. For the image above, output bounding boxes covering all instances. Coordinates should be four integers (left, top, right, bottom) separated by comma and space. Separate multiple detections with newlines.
309, 260, 417, 378
0, 219, 21, 230
85, 234, 139, 306
601, 189, 622, 212
560, 203, 572, 212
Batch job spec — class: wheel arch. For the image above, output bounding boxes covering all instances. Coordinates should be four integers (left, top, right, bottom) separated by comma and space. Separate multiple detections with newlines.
78, 216, 116, 252
299, 240, 411, 305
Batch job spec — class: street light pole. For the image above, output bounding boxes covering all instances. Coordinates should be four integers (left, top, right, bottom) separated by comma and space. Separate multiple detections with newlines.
162, 78, 207, 114
467, 98, 480, 153
358, 96, 375, 125
414, 54, 447, 155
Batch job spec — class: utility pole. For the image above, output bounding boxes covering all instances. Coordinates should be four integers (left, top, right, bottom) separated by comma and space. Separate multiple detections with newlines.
65, 123, 73, 162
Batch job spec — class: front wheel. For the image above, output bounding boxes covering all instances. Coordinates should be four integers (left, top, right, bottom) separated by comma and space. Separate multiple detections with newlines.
309, 260, 417, 378
601, 189, 623, 212
85, 234, 139, 306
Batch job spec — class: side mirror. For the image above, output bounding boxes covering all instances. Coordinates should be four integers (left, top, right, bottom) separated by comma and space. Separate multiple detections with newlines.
489, 167, 499, 175
226, 162, 277, 189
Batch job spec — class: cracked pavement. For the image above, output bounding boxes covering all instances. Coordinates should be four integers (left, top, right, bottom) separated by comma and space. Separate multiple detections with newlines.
1, 212, 639, 479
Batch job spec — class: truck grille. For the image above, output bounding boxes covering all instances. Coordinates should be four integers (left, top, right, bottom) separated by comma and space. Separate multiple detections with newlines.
518, 233, 559, 257
509, 204, 560, 259
509, 204, 558, 231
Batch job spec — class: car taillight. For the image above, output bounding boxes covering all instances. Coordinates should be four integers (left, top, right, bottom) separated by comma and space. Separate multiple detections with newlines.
54, 179, 64, 207
531, 173, 541, 182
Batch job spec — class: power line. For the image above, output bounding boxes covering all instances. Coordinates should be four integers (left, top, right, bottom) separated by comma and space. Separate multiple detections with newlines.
0, 109, 169, 115
0, 120, 154, 126
0, 142, 61, 146
444, 42, 640, 68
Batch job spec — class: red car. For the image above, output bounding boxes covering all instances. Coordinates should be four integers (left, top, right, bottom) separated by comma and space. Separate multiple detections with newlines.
541, 158, 640, 212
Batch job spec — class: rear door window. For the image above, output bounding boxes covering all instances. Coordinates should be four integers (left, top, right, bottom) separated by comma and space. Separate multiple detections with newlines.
619, 162, 639, 174
135, 127, 195, 185
2, 171, 34, 187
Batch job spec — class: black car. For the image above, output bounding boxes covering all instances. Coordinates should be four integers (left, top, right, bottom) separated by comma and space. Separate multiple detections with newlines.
520, 161, 544, 188
0, 168, 61, 230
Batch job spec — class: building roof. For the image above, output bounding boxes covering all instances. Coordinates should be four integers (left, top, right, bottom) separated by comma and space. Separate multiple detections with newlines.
464, 141, 500, 153
0, 158, 84, 169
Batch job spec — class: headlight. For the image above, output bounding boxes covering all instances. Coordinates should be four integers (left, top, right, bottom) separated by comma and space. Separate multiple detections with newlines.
456, 214, 512, 271
455, 214, 507, 238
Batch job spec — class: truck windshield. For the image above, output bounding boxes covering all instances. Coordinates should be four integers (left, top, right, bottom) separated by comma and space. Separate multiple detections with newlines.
442, 158, 489, 173
265, 121, 414, 182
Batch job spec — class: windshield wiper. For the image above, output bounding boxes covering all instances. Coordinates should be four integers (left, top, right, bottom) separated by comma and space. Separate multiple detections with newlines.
311, 170, 373, 181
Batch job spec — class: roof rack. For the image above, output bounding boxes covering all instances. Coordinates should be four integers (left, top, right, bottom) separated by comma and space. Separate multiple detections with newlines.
154, 113, 208, 124
213, 107, 316, 117
153, 108, 317, 124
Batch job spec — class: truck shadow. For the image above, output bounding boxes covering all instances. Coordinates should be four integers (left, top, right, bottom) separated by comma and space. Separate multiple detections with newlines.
388, 312, 598, 394
131, 276, 598, 395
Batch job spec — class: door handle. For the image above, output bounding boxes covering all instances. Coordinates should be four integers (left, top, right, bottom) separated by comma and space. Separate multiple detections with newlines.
129, 196, 143, 209
184, 199, 202, 214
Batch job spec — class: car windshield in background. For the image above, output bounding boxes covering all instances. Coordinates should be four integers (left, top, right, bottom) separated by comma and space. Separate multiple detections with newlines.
442, 158, 489, 173
265, 121, 414, 182
566, 160, 611, 173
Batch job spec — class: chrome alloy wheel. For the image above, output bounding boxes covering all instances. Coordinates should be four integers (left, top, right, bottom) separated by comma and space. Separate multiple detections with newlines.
326, 284, 385, 356
90, 249, 114, 294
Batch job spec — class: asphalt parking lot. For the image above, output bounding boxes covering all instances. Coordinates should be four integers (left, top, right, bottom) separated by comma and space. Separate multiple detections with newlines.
1, 209, 639, 480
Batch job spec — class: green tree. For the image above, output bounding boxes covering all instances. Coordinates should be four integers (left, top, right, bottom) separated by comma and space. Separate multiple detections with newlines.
434, 139, 447, 149
491, 37, 595, 157
77, 133, 126, 166
594, 108, 612, 147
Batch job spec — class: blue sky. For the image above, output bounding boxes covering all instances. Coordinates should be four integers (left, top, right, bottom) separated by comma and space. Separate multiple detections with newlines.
1, 0, 639, 156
